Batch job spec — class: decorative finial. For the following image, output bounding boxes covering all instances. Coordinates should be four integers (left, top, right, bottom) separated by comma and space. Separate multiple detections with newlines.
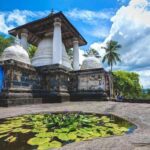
50, 9, 54, 15
14, 34, 20, 45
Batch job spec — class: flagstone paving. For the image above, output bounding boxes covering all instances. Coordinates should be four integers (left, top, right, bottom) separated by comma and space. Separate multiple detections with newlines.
0, 101, 150, 150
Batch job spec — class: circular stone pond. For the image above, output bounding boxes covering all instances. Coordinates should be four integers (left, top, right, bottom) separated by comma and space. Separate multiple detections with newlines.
0, 112, 136, 150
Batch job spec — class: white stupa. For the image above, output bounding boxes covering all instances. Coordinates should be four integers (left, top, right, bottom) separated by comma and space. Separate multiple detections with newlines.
8, 12, 87, 70
81, 55, 101, 70
32, 38, 72, 69
1, 35, 31, 65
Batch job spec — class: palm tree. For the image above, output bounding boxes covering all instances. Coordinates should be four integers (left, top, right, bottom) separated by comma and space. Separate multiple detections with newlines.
102, 40, 121, 72
102, 40, 121, 99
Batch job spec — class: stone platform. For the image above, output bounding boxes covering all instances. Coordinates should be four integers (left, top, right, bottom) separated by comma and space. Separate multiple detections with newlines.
0, 60, 109, 107
0, 101, 149, 150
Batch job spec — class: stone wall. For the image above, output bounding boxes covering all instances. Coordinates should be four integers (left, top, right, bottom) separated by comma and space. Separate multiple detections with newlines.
0, 60, 109, 106
36, 64, 70, 103
69, 68, 109, 101
0, 60, 43, 106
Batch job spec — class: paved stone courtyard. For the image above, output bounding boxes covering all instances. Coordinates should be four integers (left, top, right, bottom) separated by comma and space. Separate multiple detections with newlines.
0, 101, 150, 150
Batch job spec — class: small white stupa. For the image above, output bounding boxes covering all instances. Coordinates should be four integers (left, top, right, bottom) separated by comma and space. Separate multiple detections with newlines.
1, 35, 31, 65
81, 54, 101, 70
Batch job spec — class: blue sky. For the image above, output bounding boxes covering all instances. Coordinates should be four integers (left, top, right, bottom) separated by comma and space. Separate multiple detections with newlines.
0, 0, 128, 47
0, 0, 125, 11
0, 0, 150, 88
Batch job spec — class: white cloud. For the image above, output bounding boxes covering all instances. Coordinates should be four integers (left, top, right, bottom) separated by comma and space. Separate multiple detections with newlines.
135, 69, 150, 89
0, 14, 13, 34
0, 9, 112, 39
91, 0, 150, 88
0, 9, 49, 34
66, 8, 113, 24
66, 9, 113, 39
90, 42, 106, 58
85, 26, 109, 39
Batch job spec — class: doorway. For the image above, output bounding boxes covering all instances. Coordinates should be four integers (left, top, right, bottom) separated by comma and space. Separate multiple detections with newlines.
0, 66, 4, 92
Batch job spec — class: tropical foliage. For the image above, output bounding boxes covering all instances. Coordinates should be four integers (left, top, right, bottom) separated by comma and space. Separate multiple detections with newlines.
66, 48, 73, 64
102, 40, 121, 72
84, 48, 100, 58
0, 35, 14, 55
0, 34, 37, 58
113, 70, 142, 98
28, 45, 37, 58
138, 89, 150, 100
66, 48, 73, 60
0, 112, 134, 150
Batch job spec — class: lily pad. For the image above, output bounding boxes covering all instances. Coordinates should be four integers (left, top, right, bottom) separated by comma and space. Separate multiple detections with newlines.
57, 133, 69, 141
13, 128, 31, 133
27, 137, 50, 146
68, 132, 77, 140
0, 129, 11, 134
0, 133, 9, 139
36, 132, 54, 138
38, 141, 62, 150
0, 113, 135, 149
100, 116, 110, 123
5, 135, 17, 143
119, 127, 128, 132
32, 128, 48, 133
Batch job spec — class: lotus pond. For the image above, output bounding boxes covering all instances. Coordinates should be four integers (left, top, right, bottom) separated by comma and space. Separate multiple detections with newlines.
0, 112, 136, 150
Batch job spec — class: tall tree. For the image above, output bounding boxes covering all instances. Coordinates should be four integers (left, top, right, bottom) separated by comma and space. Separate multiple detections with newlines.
102, 40, 121, 99
113, 70, 142, 98
0, 35, 14, 55
102, 40, 121, 72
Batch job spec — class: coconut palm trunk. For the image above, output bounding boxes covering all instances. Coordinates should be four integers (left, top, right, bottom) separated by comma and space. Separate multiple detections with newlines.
102, 40, 121, 100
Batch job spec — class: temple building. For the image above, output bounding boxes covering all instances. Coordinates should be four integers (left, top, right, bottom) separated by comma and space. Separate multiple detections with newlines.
0, 11, 110, 107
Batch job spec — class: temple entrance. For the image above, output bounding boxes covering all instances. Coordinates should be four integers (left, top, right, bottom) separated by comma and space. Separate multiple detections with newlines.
0, 66, 4, 92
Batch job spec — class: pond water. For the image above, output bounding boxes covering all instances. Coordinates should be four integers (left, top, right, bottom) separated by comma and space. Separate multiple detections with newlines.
0, 112, 136, 150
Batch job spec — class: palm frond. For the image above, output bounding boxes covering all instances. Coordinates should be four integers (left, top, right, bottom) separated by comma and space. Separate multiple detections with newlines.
102, 40, 121, 70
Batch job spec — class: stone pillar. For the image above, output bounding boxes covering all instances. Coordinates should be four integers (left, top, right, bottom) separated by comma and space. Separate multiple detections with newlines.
73, 38, 79, 70
53, 18, 62, 64
20, 29, 28, 50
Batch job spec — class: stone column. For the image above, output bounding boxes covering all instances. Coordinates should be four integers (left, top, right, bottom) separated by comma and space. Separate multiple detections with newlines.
20, 29, 28, 50
53, 18, 62, 64
73, 38, 79, 70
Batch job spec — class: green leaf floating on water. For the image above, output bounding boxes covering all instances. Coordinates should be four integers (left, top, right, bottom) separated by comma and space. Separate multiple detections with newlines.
38, 141, 62, 150
5, 135, 17, 143
32, 128, 48, 133
119, 127, 128, 132
0, 128, 11, 134
13, 128, 31, 133
68, 132, 77, 140
57, 133, 69, 141
100, 116, 110, 123
0, 113, 134, 149
55, 128, 70, 133
36, 132, 54, 138
27, 137, 50, 146
104, 123, 119, 128
0, 133, 9, 139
